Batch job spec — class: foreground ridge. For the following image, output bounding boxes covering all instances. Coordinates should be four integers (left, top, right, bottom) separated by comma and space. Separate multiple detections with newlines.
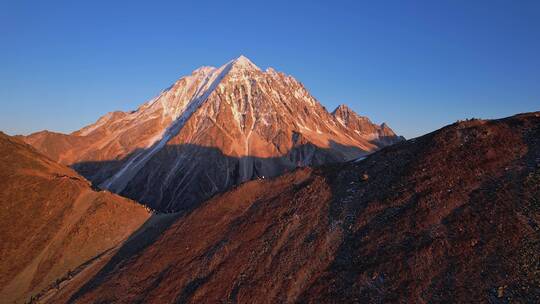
44, 112, 540, 303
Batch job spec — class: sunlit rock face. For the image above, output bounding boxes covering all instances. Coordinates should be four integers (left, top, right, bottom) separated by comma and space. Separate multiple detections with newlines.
332, 104, 403, 146
0, 132, 150, 304
24, 56, 402, 211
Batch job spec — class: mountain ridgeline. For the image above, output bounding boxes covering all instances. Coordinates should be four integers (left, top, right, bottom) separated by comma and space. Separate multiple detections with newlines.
23, 56, 402, 212
47, 112, 540, 303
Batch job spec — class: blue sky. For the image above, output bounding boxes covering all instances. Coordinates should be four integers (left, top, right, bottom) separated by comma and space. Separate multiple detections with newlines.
1, 0, 539, 138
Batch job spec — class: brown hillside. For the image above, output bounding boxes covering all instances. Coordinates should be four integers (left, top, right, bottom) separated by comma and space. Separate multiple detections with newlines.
58, 112, 539, 303
0, 132, 151, 303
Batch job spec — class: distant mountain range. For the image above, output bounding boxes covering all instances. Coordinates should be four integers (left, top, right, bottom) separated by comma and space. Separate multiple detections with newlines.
22, 56, 402, 211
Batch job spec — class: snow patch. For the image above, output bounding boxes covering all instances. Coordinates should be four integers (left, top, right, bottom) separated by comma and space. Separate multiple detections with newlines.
354, 156, 367, 163
101, 60, 236, 193
232, 55, 261, 71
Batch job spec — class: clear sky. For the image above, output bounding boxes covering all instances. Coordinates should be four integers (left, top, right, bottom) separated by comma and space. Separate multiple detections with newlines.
1, 0, 539, 138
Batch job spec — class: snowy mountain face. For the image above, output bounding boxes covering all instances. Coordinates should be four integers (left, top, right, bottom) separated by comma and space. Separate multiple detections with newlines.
24, 56, 403, 211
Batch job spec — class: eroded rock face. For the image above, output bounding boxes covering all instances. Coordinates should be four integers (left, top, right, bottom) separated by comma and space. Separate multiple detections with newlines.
58, 112, 540, 304
24, 56, 402, 211
332, 104, 403, 146
0, 132, 150, 304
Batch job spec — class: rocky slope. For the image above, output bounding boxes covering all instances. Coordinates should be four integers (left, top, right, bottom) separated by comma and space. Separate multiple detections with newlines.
52, 112, 539, 303
0, 132, 151, 304
23, 56, 402, 211
332, 104, 405, 146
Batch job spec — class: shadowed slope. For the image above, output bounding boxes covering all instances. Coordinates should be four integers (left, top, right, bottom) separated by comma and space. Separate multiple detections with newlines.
72, 141, 364, 212
0, 132, 151, 303
64, 112, 539, 303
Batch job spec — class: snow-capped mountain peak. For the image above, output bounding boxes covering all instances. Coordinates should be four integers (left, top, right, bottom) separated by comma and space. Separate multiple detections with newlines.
24, 56, 403, 211
230, 55, 260, 71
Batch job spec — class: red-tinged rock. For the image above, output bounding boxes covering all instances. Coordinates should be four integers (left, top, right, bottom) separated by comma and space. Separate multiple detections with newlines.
53, 112, 539, 303
0, 132, 151, 303
23, 56, 402, 212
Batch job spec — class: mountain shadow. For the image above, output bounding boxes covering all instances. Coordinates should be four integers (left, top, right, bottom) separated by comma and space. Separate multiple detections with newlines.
71, 141, 369, 212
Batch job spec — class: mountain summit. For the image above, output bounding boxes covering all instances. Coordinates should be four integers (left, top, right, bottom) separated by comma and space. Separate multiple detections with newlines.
24, 56, 402, 211
230, 55, 261, 70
